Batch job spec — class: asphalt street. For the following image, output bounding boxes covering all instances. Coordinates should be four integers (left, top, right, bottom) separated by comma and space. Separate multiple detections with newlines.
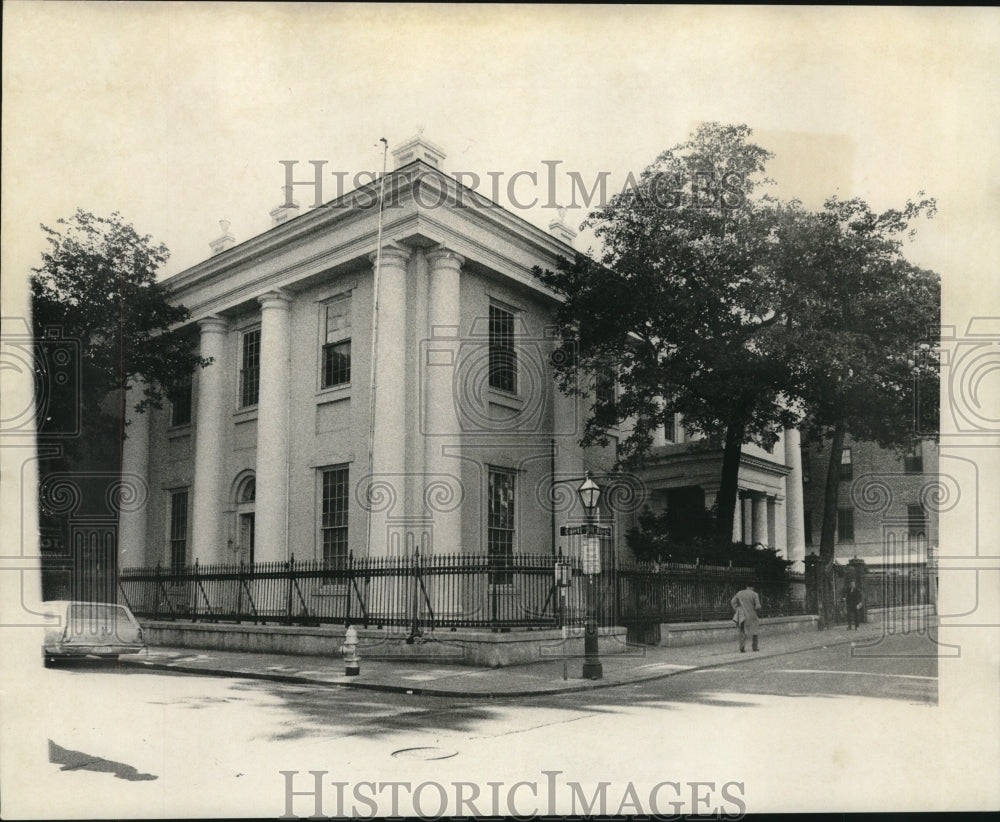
6, 632, 943, 818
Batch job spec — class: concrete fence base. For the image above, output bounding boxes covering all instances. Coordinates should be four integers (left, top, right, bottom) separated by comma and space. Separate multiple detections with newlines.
657, 604, 934, 648
658, 614, 820, 647
138, 621, 629, 668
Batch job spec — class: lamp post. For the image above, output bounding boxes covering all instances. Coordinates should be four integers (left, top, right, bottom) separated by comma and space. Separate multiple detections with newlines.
579, 472, 603, 680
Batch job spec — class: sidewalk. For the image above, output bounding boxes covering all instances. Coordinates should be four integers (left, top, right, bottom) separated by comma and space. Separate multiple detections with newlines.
117, 614, 931, 698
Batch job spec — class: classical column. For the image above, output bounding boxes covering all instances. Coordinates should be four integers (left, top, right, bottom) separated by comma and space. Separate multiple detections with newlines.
424, 247, 464, 554
741, 494, 753, 546
767, 497, 777, 550
735, 494, 745, 545
255, 291, 291, 562
369, 244, 412, 555
783, 426, 807, 565
191, 317, 229, 564
751, 492, 768, 546
118, 381, 149, 569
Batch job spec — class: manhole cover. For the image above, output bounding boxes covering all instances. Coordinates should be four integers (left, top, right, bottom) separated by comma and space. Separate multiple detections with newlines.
391, 747, 458, 761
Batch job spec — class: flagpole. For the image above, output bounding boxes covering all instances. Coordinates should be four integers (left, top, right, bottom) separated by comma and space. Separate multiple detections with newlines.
365, 137, 389, 556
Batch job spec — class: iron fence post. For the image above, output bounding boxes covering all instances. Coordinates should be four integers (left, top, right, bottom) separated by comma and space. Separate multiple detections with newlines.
491, 554, 499, 631
154, 562, 161, 620
235, 560, 244, 624
285, 554, 294, 626
410, 549, 421, 641
345, 550, 353, 626
191, 559, 199, 622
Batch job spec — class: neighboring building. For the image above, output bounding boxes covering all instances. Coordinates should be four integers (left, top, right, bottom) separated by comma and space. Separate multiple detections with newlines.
799, 435, 939, 570
621, 414, 808, 568
118, 136, 619, 571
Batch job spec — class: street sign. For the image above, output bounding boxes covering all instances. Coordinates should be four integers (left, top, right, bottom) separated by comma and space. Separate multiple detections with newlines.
560, 524, 612, 537
582, 536, 601, 575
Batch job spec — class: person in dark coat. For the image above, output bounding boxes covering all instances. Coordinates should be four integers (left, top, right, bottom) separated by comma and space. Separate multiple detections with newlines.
731, 583, 762, 652
844, 580, 863, 629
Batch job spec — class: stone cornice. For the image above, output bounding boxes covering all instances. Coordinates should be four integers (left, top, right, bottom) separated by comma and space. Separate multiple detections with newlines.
162, 160, 573, 322
409, 210, 563, 303
400, 164, 577, 262
640, 446, 792, 478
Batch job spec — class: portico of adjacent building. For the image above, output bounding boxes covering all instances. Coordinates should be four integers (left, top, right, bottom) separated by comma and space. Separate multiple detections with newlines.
629, 432, 806, 567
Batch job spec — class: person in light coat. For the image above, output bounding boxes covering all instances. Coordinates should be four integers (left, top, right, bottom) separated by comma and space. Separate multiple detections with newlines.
844, 580, 863, 630
731, 583, 762, 652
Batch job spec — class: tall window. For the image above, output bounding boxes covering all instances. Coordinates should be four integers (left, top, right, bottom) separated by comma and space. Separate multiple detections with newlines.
595, 367, 616, 416
904, 441, 924, 474
236, 476, 255, 566
803, 511, 813, 545
321, 295, 351, 389
837, 508, 855, 542
663, 413, 677, 443
488, 304, 517, 394
239, 327, 261, 408
321, 466, 349, 565
907, 504, 927, 538
169, 490, 189, 575
487, 467, 516, 585
801, 447, 811, 483
839, 447, 853, 481
170, 375, 192, 427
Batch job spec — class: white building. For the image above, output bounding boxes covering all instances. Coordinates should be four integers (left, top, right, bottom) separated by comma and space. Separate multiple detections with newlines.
119, 136, 807, 574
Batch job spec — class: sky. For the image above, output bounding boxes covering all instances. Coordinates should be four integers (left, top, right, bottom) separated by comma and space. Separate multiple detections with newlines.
3, 4, 998, 295
2, 4, 1000, 813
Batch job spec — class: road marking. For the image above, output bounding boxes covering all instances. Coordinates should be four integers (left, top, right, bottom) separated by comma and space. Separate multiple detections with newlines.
780, 669, 936, 681
634, 662, 693, 672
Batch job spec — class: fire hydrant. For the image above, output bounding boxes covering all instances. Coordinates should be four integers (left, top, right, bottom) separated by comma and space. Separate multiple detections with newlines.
342, 625, 360, 677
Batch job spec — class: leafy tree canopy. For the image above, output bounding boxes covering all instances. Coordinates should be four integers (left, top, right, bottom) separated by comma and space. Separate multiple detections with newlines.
776, 195, 941, 451
31, 209, 206, 456
535, 123, 803, 544
771, 195, 941, 571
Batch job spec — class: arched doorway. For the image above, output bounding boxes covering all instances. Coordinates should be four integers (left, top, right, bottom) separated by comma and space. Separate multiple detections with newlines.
234, 474, 256, 566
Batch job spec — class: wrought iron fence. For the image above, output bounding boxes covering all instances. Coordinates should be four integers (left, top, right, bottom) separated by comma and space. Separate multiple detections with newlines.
857, 570, 933, 612
120, 552, 811, 635
616, 561, 808, 625
119, 552, 589, 631
809, 558, 935, 625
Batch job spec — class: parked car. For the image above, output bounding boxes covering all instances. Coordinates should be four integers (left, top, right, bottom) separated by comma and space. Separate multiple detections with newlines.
42, 601, 145, 665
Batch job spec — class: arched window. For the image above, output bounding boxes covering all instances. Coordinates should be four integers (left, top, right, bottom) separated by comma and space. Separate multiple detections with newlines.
233, 474, 255, 565
238, 476, 256, 504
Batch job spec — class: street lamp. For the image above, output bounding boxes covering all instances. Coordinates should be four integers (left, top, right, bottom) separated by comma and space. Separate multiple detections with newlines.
579, 472, 603, 680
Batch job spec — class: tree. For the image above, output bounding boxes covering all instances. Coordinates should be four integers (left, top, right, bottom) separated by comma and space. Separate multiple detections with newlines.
31, 210, 206, 598
776, 197, 941, 622
31, 209, 206, 461
535, 123, 800, 546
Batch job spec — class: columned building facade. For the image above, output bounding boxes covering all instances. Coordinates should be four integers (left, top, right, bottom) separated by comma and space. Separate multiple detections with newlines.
119, 136, 814, 574
119, 138, 617, 571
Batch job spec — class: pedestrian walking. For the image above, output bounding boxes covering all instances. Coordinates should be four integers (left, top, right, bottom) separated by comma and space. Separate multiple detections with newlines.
731, 582, 761, 652
844, 579, 863, 630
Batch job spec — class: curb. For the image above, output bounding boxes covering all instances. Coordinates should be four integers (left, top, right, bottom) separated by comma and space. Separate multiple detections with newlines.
118, 629, 882, 699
